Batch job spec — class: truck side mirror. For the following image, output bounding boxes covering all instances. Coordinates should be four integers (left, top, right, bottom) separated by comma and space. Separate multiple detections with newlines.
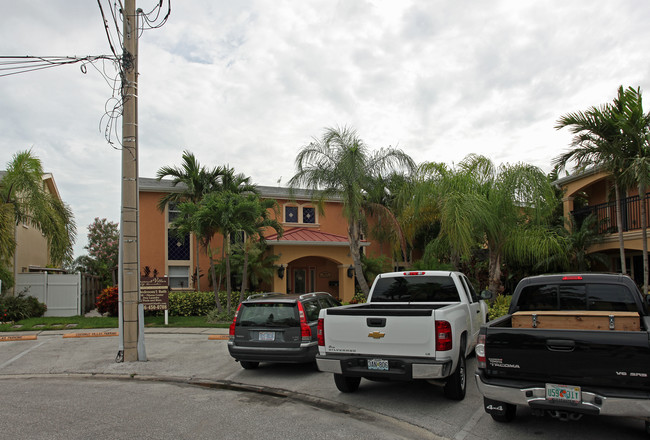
480, 290, 493, 300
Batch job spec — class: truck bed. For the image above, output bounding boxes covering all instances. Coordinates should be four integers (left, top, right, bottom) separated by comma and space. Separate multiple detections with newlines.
483, 314, 650, 391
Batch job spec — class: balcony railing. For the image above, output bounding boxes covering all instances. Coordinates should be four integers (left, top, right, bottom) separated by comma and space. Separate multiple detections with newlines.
572, 193, 650, 234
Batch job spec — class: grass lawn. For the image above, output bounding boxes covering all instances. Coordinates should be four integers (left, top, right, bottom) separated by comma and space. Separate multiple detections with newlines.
0, 315, 230, 332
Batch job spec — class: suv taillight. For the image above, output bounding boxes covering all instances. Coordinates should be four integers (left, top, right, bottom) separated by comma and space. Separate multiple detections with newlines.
296, 302, 312, 342
229, 303, 242, 341
476, 334, 486, 369
317, 318, 325, 346
435, 320, 452, 351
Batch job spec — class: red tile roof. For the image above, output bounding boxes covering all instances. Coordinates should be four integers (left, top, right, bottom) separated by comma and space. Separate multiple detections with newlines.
265, 227, 349, 244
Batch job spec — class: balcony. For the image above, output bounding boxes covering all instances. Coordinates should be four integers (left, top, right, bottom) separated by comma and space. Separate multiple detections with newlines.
572, 193, 650, 235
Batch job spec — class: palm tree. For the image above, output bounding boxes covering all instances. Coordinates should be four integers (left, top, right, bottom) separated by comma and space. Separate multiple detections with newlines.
535, 214, 609, 272
156, 150, 223, 291
289, 126, 416, 296
616, 86, 650, 294
0, 150, 76, 267
412, 155, 563, 293
554, 89, 636, 275
363, 172, 412, 267
237, 196, 282, 303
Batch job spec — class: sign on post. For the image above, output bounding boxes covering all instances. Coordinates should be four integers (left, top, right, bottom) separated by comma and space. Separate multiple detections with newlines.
140, 277, 169, 311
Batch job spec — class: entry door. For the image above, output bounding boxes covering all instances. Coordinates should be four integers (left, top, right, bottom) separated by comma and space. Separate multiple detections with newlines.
293, 268, 306, 294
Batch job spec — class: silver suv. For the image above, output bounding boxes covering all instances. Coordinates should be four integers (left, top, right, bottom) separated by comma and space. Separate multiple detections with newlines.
228, 292, 341, 369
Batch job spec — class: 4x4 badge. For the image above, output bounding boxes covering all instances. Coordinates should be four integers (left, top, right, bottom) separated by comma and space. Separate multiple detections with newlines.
368, 331, 385, 339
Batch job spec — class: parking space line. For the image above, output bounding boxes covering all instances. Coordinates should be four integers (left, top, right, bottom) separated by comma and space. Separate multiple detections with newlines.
0, 335, 37, 342
62, 331, 119, 338
0, 340, 48, 369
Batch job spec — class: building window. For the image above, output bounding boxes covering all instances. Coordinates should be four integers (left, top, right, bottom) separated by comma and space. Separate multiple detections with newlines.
169, 266, 189, 289
168, 202, 190, 260
283, 204, 317, 224
285, 206, 298, 223
303, 207, 315, 224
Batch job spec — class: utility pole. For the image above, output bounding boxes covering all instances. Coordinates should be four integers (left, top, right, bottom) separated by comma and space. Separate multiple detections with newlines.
118, 0, 145, 362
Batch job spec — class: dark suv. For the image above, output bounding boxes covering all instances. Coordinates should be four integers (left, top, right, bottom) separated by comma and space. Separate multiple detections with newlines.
228, 292, 341, 369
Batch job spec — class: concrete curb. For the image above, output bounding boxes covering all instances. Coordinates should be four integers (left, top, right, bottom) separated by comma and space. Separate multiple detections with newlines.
0, 372, 444, 440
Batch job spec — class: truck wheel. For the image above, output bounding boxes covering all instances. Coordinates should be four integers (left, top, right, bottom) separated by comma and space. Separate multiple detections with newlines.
240, 361, 259, 370
334, 374, 361, 393
490, 403, 517, 423
645, 420, 650, 435
444, 352, 466, 400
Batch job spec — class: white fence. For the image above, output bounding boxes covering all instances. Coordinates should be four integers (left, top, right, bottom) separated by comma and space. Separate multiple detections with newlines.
15, 273, 101, 317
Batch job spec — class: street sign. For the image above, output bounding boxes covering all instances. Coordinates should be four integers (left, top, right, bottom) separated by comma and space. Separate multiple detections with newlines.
140, 277, 169, 311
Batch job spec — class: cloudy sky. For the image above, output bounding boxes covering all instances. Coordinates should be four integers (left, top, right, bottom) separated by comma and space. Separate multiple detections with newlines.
1, 1, 649, 258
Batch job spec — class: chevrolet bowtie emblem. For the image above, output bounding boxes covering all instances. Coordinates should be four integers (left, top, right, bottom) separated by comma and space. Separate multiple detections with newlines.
368, 331, 385, 339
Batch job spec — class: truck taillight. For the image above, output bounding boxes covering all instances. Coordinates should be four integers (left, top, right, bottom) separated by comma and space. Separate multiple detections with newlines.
317, 318, 325, 346
229, 303, 242, 341
296, 302, 312, 342
476, 334, 486, 369
435, 320, 452, 351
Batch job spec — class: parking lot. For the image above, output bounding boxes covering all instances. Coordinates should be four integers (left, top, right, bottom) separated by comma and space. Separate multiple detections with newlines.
1, 329, 647, 439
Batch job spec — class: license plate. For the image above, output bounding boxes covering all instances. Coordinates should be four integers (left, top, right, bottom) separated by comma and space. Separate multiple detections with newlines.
368, 359, 389, 371
258, 331, 275, 341
546, 383, 581, 403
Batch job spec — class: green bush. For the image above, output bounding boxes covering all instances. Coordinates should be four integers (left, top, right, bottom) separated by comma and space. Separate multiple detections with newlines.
0, 265, 14, 294
205, 307, 235, 323
168, 291, 215, 316
0, 293, 47, 322
488, 294, 512, 320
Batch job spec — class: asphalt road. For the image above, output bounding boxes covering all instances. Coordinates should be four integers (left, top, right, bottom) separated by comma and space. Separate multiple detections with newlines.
0, 329, 647, 439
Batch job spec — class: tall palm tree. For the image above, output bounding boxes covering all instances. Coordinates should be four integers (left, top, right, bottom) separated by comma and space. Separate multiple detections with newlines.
0, 150, 76, 267
156, 150, 223, 291
238, 196, 282, 303
617, 86, 650, 293
412, 155, 562, 293
554, 89, 635, 275
289, 126, 416, 296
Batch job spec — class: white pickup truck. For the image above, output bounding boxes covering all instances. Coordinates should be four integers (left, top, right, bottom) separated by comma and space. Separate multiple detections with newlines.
316, 270, 491, 400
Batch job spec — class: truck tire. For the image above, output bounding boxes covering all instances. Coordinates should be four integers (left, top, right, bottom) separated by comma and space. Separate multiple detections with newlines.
490, 402, 516, 423
240, 361, 259, 370
444, 352, 466, 400
334, 374, 361, 393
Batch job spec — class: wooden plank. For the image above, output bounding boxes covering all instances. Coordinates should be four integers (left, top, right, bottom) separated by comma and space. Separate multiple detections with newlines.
512, 311, 640, 331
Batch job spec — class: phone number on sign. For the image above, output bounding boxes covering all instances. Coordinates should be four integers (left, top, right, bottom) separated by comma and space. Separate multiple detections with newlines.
143, 304, 168, 311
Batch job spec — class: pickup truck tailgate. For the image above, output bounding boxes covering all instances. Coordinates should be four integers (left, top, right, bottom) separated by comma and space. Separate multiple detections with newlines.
485, 324, 650, 390
322, 307, 437, 358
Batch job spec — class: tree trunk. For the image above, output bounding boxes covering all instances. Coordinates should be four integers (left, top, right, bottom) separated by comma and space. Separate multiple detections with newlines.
615, 182, 627, 274
225, 233, 232, 314
488, 246, 502, 294
348, 221, 370, 296
195, 235, 200, 291
640, 184, 648, 295
208, 244, 223, 313
239, 241, 249, 304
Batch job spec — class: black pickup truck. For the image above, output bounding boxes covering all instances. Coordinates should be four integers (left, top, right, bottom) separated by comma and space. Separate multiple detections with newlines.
475, 273, 650, 434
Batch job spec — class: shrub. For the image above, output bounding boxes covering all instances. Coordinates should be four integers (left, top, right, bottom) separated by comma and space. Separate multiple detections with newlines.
348, 291, 367, 304
96, 286, 119, 316
168, 291, 215, 317
488, 294, 512, 321
0, 293, 47, 321
205, 307, 235, 323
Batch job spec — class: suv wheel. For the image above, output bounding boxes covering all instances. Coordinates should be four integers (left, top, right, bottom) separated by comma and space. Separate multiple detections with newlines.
334, 374, 361, 392
240, 361, 259, 370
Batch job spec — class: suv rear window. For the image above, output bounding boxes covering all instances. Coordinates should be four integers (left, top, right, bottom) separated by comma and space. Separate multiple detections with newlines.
371, 275, 460, 302
238, 303, 299, 327
517, 283, 638, 312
